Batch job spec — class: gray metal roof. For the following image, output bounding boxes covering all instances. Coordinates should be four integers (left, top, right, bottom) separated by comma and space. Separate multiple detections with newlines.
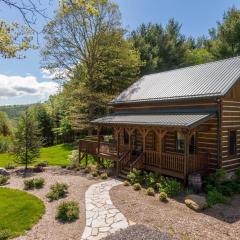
92, 113, 214, 128
112, 57, 240, 104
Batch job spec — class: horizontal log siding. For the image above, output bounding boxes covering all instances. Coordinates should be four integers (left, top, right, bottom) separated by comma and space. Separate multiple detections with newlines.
114, 99, 218, 112
197, 117, 218, 171
164, 132, 176, 153
221, 97, 240, 172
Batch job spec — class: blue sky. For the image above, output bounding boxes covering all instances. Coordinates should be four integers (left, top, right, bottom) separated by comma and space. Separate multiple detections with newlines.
1, 0, 240, 106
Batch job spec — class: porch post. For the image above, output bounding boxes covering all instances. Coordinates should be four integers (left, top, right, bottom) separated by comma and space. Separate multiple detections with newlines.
97, 125, 101, 155
116, 127, 121, 158
184, 129, 190, 183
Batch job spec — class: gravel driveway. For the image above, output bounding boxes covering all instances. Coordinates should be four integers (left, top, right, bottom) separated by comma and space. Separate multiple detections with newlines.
4, 167, 99, 240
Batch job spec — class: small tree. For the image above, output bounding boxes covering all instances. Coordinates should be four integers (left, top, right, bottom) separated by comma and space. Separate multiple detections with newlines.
12, 110, 42, 172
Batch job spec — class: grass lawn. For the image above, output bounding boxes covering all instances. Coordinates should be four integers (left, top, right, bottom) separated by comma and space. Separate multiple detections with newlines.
0, 188, 45, 238
0, 144, 74, 168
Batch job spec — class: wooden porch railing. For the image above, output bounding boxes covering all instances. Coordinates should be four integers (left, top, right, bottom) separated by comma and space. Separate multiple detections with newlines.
116, 151, 131, 175
79, 139, 129, 157
161, 152, 185, 173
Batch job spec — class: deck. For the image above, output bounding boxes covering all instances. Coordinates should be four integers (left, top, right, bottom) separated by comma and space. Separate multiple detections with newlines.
79, 139, 208, 179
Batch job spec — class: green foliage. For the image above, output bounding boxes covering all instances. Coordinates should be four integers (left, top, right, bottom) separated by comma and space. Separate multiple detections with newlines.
100, 172, 108, 180
0, 188, 45, 238
157, 176, 181, 197
35, 161, 48, 168
131, 20, 187, 75
56, 201, 79, 222
127, 168, 143, 185
159, 192, 168, 202
133, 183, 141, 191
0, 112, 11, 137
207, 188, 228, 207
34, 178, 45, 189
144, 171, 160, 188
0, 135, 12, 153
12, 110, 42, 171
0, 20, 34, 59
123, 180, 130, 186
146, 187, 155, 196
4, 163, 15, 170
68, 150, 79, 169
24, 179, 35, 190
46, 183, 68, 201
24, 178, 45, 190
0, 176, 10, 186
235, 167, 240, 180
0, 229, 11, 240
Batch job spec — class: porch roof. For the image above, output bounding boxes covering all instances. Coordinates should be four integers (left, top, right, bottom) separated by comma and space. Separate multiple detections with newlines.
92, 113, 214, 129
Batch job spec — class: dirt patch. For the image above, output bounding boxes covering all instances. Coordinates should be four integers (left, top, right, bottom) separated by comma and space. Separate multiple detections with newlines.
3, 167, 99, 240
110, 185, 240, 240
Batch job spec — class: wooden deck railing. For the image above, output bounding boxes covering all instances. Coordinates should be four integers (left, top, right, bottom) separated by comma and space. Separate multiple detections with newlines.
161, 152, 185, 173
116, 151, 131, 175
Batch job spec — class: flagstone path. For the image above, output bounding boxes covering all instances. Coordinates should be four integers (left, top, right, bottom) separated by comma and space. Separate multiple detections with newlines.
81, 179, 130, 240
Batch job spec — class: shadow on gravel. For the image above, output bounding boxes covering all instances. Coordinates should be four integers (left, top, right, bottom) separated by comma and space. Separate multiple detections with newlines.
102, 224, 178, 240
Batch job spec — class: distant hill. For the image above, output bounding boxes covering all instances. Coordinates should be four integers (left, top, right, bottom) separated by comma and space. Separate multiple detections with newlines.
0, 104, 31, 120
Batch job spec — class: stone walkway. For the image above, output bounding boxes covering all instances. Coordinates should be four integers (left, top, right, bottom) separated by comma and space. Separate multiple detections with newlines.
81, 179, 129, 240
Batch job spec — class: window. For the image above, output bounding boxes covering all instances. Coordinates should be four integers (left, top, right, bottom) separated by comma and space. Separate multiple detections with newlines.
189, 134, 197, 154
176, 132, 184, 153
229, 130, 237, 155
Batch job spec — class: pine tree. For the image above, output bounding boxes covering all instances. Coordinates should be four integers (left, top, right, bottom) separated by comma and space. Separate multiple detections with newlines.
12, 110, 42, 172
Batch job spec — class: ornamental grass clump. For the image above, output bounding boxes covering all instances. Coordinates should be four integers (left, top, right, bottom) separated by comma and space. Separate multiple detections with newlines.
159, 192, 168, 202
123, 180, 130, 186
56, 201, 79, 222
46, 183, 68, 201
146, 187, 155, 196
133, 183, 141, 191
100, 172, 108, 180
24, 178, 45, 190
0, 175, 10, 186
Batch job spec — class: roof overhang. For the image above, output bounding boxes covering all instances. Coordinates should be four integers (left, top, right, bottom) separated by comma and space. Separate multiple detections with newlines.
91, 113, 215, 129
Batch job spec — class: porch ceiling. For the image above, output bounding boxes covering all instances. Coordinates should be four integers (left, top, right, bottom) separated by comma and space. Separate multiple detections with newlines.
91, 113, 215, 129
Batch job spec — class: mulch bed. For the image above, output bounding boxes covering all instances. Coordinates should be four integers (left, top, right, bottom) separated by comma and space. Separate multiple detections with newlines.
110, 185, 240, 240
102, 225, 176, 240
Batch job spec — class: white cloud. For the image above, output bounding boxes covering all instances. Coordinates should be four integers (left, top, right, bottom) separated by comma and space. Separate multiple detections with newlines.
41, 68, 69, 80
0, 74, 59, 100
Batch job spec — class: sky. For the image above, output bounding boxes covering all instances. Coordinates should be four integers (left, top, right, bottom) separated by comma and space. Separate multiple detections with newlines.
1, 0, 240, 106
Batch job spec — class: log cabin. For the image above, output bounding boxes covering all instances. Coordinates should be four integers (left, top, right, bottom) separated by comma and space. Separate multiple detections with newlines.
79, 56, 240, 181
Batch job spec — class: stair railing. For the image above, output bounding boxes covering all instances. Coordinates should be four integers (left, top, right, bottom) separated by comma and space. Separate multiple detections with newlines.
130, 152, 145, 171
116, 150, 131, 176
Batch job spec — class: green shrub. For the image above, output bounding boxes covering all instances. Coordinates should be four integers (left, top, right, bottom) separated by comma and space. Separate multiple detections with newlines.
68, 150, 80, 169
145, 172, 160, 188
158, 177, 181, 197
34, 178, 45, 189
0, 229, 11, 240
24, 178, 45, 190
100, 173, 108, 180
92, 171, 98, 177
207, 188, 228, 207
155, 183, 161, 192
56, 201, 79, 222
24, 179, 35, 190
46, 183, 68, 201
146, 187, 155, 196
61, 165, 67, 169
127, 168, 143, 185
159, 192, 168, 202
4, 163, 15, 170
0, 176, 10, 186
133, 183, 141, 191
35, 161, 48, 168
123, 180, 130, 186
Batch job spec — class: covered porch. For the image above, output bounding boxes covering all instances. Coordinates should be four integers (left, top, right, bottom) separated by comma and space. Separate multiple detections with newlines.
79, 113, 213, 180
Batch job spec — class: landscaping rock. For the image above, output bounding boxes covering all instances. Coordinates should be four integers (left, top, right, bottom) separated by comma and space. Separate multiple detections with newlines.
0, 168, 9, 176
185, 194, 208, 211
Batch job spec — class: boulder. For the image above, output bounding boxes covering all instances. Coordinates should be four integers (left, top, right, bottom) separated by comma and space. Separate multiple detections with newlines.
185, 194, 208, 211
0, 168, 10, 176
